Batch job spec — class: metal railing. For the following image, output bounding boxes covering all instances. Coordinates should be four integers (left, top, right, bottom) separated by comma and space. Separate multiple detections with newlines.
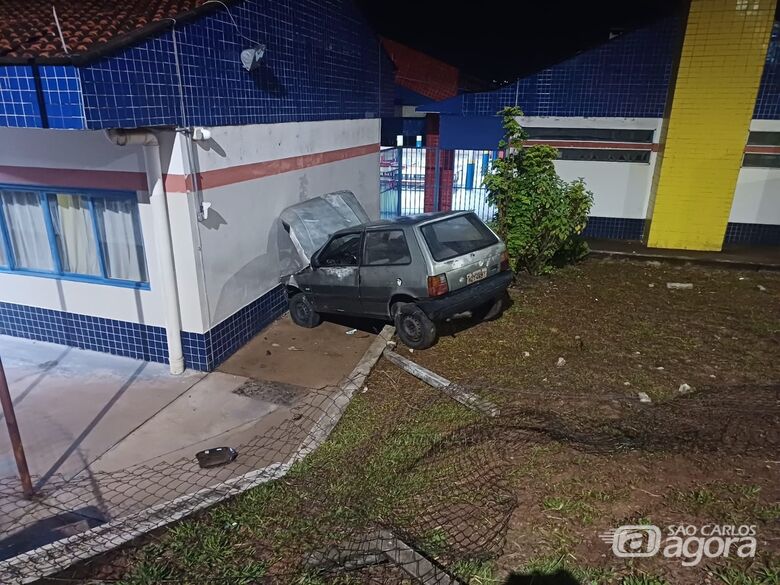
380, 147, 497, 222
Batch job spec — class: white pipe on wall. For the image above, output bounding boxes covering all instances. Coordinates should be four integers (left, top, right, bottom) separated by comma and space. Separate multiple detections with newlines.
106, 129, 185, 375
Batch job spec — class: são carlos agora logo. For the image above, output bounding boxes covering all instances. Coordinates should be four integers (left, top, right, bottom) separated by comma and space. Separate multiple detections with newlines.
599, 524, 757, 567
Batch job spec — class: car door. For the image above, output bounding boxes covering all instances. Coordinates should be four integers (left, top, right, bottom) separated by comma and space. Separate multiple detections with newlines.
359, 228, 418, 317
305, 231, 363, 314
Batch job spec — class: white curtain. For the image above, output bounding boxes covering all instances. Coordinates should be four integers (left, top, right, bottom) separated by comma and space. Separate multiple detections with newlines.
51, 194, 100, 275
96, 197, 147, 282
0, 230, 6, 267
2, 191, 53, 271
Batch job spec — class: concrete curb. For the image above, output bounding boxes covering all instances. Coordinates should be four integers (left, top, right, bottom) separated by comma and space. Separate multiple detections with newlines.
588, 248, 780, 272
0, 325, 395, 585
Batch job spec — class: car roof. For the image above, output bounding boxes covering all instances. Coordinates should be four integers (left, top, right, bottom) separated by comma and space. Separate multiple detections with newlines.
331, 211, 471, 236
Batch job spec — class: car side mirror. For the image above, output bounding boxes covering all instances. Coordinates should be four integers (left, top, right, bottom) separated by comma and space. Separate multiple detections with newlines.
310, 254, 320, 269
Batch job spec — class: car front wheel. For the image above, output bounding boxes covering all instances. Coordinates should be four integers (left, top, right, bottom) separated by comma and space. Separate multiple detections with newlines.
289, 293, 321, 328
394, 303, 437, 350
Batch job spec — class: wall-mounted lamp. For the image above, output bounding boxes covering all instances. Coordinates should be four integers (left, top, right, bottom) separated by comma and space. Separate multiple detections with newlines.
241, 44, 266, 71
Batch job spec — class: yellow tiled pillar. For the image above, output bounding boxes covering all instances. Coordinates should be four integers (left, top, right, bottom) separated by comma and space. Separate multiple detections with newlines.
647, 0, 775, 251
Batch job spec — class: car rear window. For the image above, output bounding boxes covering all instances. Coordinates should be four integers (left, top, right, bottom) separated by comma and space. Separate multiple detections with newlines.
420, 214, 498, 261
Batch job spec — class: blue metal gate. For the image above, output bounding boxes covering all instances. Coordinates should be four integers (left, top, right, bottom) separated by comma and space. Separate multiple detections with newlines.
380, 147, 497, 221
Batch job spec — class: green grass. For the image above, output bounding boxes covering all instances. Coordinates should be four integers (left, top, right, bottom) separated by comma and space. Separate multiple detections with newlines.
450, 558, 499, 584
516, 554, 616, 585
620, 574, 669, 585
669, 483, 778, 524
420, 527, 449, 557
102, 261, 780, 584
711, 562, 780, 585
115, 384, 478, 583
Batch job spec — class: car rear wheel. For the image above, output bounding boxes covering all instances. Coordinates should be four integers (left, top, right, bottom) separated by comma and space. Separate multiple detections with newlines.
394, 303, 437, 350
289, 293, 321, 328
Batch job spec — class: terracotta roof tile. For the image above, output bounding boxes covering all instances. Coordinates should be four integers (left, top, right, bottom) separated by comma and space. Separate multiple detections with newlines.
0, 0, 214, 61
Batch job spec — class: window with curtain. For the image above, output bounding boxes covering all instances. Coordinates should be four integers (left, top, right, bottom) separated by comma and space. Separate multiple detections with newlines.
0, 187, 148, 287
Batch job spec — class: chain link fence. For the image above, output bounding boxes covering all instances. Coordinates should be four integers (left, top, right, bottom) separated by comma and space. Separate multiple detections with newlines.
1, 324, 778, 584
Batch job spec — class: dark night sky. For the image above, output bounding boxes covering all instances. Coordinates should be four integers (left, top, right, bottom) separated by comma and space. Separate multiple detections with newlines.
355, 0, 687, 86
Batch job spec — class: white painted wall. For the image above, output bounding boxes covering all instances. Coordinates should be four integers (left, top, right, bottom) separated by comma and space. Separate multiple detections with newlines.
729, 119, 780, 225
730, 167, 780, 224
186, 119, 380, 327
518, 117, 661, 219
553, 160, 653, 219
519, 116, 660, 130
0, 127, 204, 332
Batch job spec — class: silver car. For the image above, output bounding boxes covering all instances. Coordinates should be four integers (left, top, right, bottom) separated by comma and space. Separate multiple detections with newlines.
280, 192, 512, 349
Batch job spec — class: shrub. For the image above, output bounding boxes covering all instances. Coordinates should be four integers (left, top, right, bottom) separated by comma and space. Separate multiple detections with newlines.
484, 106, 594, 275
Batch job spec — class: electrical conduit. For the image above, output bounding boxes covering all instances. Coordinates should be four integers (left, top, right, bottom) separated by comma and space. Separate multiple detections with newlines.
106, 129, 185, 375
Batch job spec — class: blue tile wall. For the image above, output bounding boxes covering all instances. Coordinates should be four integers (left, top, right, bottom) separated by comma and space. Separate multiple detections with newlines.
724, 222, 780, 246
380, 47, 396, 118
0, 66, 42, 128
582, 219, 780, 245
0, 285, 288, 371
202, 284, 288, 369
755, 22, 780, 120
427, 18, 682, 119
39, 65, 86, 129
584, 217, 646, 241
78, 0, 388, 128
0, 302, 169, 362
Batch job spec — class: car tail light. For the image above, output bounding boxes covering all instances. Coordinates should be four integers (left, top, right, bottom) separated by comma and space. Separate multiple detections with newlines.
500, 250, 510, 272
427, 273, 449, 297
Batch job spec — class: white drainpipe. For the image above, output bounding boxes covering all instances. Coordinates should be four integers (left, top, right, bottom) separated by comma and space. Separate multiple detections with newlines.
106, 129, 185, 375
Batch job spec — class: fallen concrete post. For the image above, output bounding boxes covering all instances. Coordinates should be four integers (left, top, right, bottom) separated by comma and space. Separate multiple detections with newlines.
383, 349, 500, 417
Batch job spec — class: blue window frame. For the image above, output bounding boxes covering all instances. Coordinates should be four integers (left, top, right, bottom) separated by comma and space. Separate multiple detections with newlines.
0, 185, 149, 289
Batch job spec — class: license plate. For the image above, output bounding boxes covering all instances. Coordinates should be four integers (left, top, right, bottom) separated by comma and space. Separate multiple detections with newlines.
466, 267, 487, 285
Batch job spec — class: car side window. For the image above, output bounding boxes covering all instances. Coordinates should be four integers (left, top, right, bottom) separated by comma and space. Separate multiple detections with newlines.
364, 230, 411, 266
318, 233, 361, 267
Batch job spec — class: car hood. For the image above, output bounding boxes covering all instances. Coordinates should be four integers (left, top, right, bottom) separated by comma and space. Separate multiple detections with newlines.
278, 191, 369, 276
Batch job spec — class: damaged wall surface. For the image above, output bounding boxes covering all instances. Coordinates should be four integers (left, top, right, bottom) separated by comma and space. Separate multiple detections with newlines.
181, 118, 381, 329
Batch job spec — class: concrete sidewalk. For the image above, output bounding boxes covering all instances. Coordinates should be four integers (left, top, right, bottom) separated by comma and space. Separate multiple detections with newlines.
0, 314, 379, 562
0, 336, 205, 484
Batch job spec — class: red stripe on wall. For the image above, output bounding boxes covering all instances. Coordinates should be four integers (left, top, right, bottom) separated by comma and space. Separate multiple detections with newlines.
0, 166, 148, 192
0, 143, 380, 195
523, 140, 659, 151
178, 142, 380, 192
163, 174, 188, 193
744, 145, 780, 154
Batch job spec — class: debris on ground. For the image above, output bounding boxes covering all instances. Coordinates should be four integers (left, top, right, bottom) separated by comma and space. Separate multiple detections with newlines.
556, 357, 566, 367
648, 283, 655, 288
667, 282, 694, 290
523, 351, 530, 358
638, 391, 652, 403
757, 284, 767, 292
288, 346, 303, 351
646, 260, 662, 267
345, 328, 358, 335
678, 383, 692, 394
383, 349, 499, 416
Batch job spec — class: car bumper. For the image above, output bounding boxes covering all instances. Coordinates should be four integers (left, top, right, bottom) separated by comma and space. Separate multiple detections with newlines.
417, 270, 513, 321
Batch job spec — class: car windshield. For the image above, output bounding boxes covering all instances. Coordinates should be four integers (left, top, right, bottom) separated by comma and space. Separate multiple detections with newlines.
420, 213, 498, 261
